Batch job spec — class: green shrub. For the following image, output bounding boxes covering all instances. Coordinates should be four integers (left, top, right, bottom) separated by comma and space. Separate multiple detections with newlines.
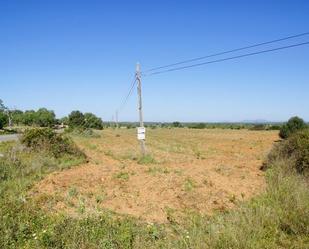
264, 128, 309, 176
21, 128, 85, 159
282, 129, 309, 175
279, 116, 306, 139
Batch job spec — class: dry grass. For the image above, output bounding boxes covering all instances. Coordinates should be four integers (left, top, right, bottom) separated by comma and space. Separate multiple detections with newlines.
31, 128, 278, 222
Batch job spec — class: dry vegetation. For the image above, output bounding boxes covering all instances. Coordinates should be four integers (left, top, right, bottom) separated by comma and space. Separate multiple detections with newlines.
31, 128, 278, 222
2, 127, 309, 248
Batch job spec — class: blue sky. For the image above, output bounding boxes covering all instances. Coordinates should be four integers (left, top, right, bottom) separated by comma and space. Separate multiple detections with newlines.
1, 0, 309, 122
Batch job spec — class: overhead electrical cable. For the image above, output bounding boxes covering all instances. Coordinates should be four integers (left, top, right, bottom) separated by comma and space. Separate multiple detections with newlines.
143, 32, 309, 73
146, 41, 309, 76
117, 76, 137, 113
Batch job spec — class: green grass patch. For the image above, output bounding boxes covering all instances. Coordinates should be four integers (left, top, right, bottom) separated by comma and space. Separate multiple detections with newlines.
146, 166, 170, 175
113, 171, 130, 181
137, 154, 157, 164
183, 178, 197, 192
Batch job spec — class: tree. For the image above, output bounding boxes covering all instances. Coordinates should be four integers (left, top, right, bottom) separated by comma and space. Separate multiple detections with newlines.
11, 110, 24, 125
84, 113, 103, 130
59, 116, 69, 125
0, 99, 6, 111
0, 99, 9, 128
68, 111, 85, 128
0, 112, 8, 129
172, 121, 182, 128
23, 110, 36, 126
189, 123, 206, 129
279, 116, 307, 139
34, 108, 56, 127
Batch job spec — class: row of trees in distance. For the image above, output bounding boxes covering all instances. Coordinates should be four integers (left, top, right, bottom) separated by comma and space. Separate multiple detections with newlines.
0, 99, 103, 130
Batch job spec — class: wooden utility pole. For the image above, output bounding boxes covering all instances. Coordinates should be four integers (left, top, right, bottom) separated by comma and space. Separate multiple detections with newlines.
136, 63, 146, 155
111, 115, 115, 128
115, 110, 119, 128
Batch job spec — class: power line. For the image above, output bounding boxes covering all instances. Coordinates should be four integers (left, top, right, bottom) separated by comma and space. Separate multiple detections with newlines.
146, 41, 309, 76
143, 32, 309, 73
117, 76, 137, 114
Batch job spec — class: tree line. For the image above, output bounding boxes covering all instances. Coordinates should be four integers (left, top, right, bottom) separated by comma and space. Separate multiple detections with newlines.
0, 99, 103, 130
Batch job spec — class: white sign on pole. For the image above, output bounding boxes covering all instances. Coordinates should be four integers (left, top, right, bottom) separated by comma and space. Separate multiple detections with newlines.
137, 127, 145, 140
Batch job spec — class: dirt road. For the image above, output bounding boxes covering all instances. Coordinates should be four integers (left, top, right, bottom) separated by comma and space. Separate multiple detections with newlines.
0, 134, 19, 142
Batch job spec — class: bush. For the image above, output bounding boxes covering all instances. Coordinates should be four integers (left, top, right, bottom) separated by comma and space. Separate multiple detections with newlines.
264, 128, 309, 176
282, 129, 309, 175
21, 128, 85, 159
279, 116, 306, 139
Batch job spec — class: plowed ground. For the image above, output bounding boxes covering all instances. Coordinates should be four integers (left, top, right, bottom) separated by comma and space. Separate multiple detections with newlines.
31, 128, 278, 223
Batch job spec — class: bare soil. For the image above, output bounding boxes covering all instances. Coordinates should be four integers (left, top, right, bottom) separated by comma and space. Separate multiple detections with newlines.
31, 128, 278, 223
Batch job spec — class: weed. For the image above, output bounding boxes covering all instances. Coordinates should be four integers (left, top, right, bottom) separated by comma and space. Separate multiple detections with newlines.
77, 197, 86, 214
114, 171, 130, 181
104, 150, 114, 157
137, 154, 157, 164
228, 194, 237, 203
174, 169, 183, 175
95, 194, 106, 204
194, 150, 205, 159
146, 166, 170, 175
67, 187, 78, 198
86, 143, 97, 150
184, 178, 197, 192
215, 165, 232, 176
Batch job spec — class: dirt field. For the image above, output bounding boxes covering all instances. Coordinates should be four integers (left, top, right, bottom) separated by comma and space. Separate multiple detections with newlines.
31, 128, 278, 223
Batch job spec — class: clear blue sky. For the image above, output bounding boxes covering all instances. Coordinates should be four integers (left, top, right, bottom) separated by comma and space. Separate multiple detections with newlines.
1, 0, 309, 122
